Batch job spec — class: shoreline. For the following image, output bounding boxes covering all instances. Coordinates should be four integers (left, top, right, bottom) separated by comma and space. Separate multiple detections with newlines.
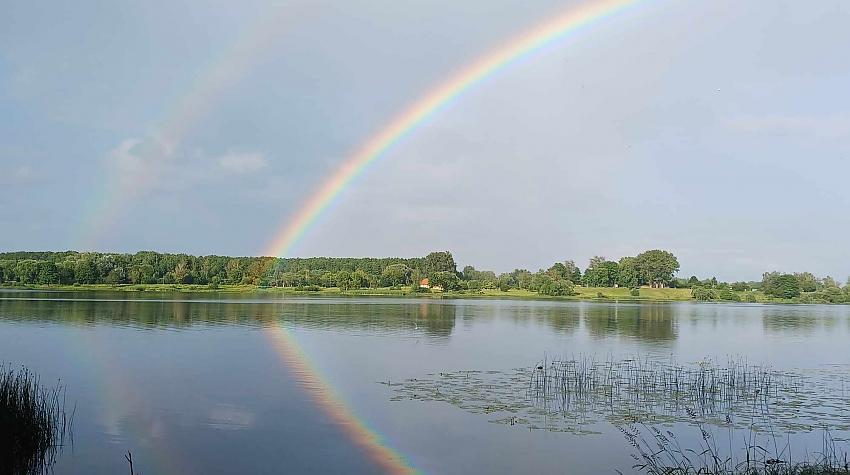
0, 283, 834, 305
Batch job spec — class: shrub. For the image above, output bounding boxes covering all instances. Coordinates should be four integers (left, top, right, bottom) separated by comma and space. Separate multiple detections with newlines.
692, 287, 716, 301
629, 288, 640, 297
763, 273, 801, 299
539, 279, 574, 297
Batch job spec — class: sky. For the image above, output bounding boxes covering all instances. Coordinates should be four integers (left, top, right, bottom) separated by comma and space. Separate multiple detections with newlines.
1, 0, 849, 281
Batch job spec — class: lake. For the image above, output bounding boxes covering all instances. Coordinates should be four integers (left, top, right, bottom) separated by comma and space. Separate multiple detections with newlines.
2, 290, 849, 474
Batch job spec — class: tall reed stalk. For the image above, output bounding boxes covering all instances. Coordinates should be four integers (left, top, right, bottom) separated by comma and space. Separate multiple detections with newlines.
0, 364, 73, 475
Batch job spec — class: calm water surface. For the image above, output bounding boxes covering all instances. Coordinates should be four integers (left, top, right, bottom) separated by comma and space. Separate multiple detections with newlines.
1, 290, 849, 474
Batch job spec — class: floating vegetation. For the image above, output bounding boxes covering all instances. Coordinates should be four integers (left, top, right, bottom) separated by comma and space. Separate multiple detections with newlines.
385, 356, 850, 435
0, 365, 73, 475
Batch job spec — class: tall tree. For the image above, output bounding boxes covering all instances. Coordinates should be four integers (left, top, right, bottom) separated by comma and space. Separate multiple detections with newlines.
423, 251, 457, 275
617, 257, 640, 288
773, 274, 801, 299
584, 259, 619, 287
634, 250, 680, 288
547, 262, 568, 280
563, 260, 582, 284
381, 264, 411, 286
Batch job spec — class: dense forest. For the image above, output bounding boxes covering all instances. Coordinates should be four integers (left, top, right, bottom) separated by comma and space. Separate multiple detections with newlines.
1, 250, 849, 303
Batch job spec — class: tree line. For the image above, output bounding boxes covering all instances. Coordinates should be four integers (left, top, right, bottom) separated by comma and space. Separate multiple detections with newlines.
0, 249, 676, 294
1, 250, 848, 303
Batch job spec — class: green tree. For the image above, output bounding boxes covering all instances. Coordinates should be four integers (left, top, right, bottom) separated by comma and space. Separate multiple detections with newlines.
462, 267, 497, 287
547, 262, 568, 280
35, 261, 59, 285
381, 264, 411, 286
731, 281, 749, 291
794, 272, 819, 292
763, 272, 801, 299
281, 272, 304, 287
103, 266, 127, 284
562, 260, 582, 284
429, 271, 459, 291
225, 259, 244, 284
73, 258, 100, 284
634, 250, 680, 288
692, 287, 716, 301
423, 251, 456, 274
15, 260, 39, 284
538, 276, 574, 296
335, 271, 352, 290
350, 269, 370, 288
617, 257, 640, 288
584, 258, 619, 287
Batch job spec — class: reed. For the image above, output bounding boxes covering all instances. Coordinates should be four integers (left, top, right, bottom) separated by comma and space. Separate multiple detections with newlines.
0, 364, 73, 475
621, 419, 850, 474
528, 355, 798, 420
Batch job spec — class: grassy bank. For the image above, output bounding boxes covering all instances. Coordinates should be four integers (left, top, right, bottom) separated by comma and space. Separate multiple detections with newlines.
0, 282, 793, 303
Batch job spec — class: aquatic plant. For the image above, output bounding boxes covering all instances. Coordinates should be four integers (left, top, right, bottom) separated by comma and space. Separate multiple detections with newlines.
388, 356, 850, 434
0, 364, 73, 475
621, 416, 850, 474
528, 356, 796, 419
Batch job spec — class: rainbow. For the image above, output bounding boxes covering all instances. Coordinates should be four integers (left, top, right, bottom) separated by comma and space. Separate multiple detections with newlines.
78, 4, 297, 249
71, 1, 646, 473
264, 0, 640, 258
264, 324, 418, 474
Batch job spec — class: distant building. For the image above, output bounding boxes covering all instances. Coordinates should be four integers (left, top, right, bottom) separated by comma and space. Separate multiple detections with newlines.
419, 278, 430, 289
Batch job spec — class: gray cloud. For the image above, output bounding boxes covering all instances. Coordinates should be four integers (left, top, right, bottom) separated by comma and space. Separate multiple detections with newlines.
218, 152, 268, 174
2, 0, 850, 279
724, 114, 850, 139
0, 165, 33, 185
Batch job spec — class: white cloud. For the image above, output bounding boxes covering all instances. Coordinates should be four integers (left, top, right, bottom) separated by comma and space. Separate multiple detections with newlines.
217, 152, 268, 174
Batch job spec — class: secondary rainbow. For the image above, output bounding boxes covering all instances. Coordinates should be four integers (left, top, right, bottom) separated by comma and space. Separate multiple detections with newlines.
264, 0, 641, 258
78, 5, 297, 249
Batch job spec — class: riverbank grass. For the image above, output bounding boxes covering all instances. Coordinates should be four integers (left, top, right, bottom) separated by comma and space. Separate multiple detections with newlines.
0, 282, 782, 303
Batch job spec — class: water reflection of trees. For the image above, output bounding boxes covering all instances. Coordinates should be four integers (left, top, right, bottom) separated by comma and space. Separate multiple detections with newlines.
583, 303, 676, 342
21, 295, 850, 344
0, 296, 456, 338
760, 306, 844, 336
488, 302, 677, 342
509, 305, 581, 335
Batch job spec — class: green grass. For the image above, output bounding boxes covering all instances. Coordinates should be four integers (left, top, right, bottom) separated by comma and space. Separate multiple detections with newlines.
0, 282, 790, 304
